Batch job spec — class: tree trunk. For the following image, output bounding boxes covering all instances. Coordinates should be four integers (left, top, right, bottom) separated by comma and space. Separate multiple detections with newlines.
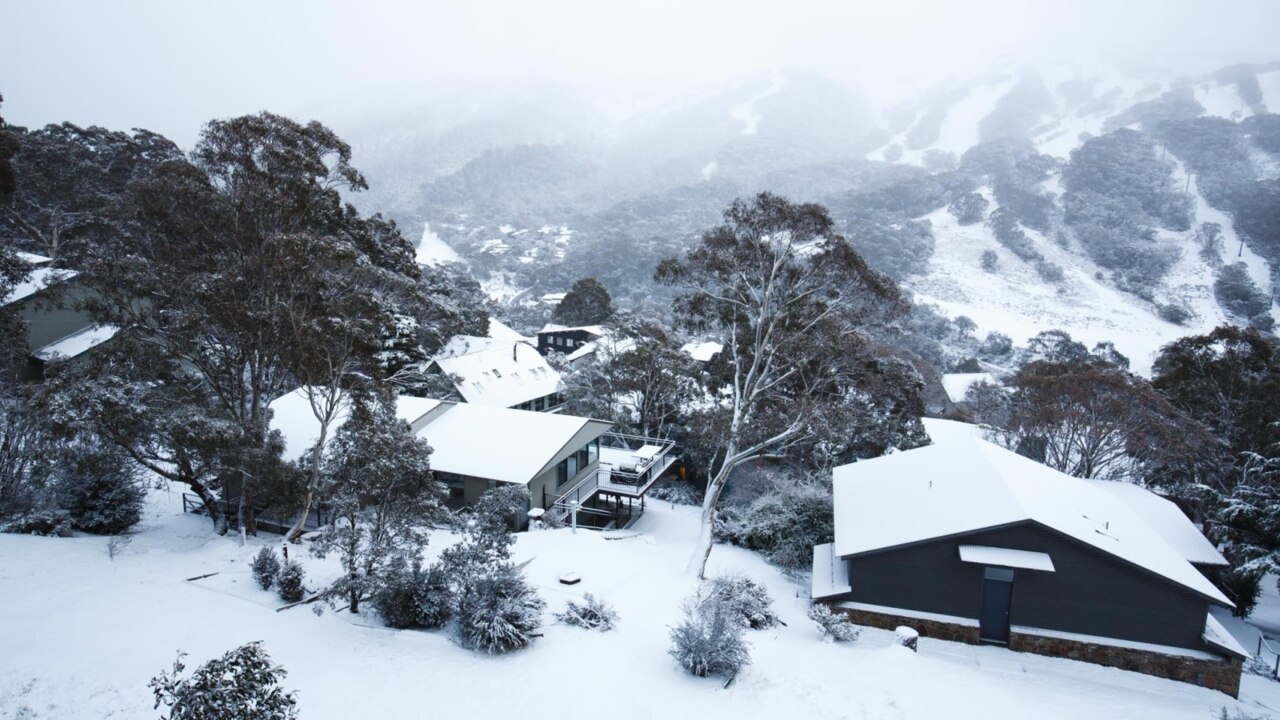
688, 464, 732, 579
189, 479, 228, 536
285, 491, 313, 542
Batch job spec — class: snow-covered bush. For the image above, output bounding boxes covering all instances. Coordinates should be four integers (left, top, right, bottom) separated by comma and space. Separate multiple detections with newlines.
980, 249, 999, 272
716, 479, 832, 569
251, 547, 281, 591
669, 589, 751, 678
371, 554, 452, 629
807, 603, 860, 642
455, 564, 545, 654
56, 443, 144, 535
648, 479, 701, 506
276, 559, 306, 603
707, 574, 778, 629
0, 507, 71, 536
556, 593, 618, 631
150, 642, 297, 720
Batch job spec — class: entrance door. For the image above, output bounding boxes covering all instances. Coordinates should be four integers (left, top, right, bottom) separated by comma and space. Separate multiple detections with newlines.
979, 567, 1014, 644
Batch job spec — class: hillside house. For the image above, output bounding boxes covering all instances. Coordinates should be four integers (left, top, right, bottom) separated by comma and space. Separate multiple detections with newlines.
812, 419, 1246, 696
259, 389, 677, 531
431, 335, 563, 412
3, 251, 117, 380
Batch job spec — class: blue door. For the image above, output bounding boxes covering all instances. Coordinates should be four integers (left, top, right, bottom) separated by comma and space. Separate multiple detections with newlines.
979, 567, 1014, 644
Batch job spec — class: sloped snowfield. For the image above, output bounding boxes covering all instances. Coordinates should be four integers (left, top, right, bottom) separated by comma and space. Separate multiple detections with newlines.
907, 198, 1224, 376
3, 488, 1280, 719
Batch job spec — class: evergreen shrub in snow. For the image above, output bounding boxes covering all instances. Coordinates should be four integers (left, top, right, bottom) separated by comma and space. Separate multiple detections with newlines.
0, 508, 71, 536
807, 603, 860, 642
251, 547, 281, 591
276, 559, 306, 603
716, 479, 832, 569
707, 574, 777, 629
56, 444, 145, 535
455, 564, 545, 654
371, 554, 452, 629
150, 642, 297, 720
669, 589, 751, 678
555, 593, 618, 631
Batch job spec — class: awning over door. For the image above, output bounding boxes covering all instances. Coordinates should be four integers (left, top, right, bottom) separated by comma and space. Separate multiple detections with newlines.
959, 544, 1055, 572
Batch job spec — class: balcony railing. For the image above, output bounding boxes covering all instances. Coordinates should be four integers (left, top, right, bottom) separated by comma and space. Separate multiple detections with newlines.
543, 432, 678, 526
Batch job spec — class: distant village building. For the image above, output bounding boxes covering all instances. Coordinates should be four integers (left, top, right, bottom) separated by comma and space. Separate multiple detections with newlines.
813, 419, 1246, 696
431, 320, 564, 412
4, 251, 117, 380
535, 324, 636, 367
262, 389, 678, 530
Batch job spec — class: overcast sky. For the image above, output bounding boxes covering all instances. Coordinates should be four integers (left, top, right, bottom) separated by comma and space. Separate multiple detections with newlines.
3, 0, 1278, 147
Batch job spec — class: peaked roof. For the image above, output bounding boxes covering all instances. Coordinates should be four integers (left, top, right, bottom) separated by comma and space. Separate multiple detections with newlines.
940, 372, 996, 403
3, 263, 77, 306
539, 323, 606, 336
832, 419, 1231, 606
416, 402, 612, 485
433, 343, 560, 409
268, 388, 443, 462
1089, 480, 1227, 566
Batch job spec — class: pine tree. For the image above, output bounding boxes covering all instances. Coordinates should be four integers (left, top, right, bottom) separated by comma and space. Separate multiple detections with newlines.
251, 547, 282, 591
553, 277, 614, 326
276, 559, 306, 603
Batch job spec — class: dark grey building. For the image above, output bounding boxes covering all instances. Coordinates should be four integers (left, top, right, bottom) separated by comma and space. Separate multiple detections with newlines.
813, 419, 1247, 696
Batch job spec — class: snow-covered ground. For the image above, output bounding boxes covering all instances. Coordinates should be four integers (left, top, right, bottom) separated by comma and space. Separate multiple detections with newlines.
415, 223, 462, 266
907, 200, 1221, 376
3, 488, 1280, 719
728, 69, 786, 136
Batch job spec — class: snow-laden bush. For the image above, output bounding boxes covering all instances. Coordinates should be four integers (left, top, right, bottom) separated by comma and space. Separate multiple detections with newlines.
455, 564, 545, 654
669, 588, 751, 678
807, 603, 860, 642
0, 507, 71, 536
716, 479, 832, 569
251, 547, 281, 591
556, 593, 618, 631
371, 554, 452, 629
276, 559, 306, 603
150, 642, 297, 720
707, 574, 777, 629
56, 443, 144, 535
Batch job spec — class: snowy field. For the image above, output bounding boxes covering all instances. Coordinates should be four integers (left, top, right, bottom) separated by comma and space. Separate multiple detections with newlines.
3, 489, 1280, 720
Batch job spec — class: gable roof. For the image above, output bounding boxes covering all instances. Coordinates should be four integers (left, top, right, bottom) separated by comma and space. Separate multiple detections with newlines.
32, 324, 119, 362
268, 387, 443, 462
3, 264, 77, 306
940, 372, 996, 403
415, 402, 612, 485
539, 323, 606, 337
432, 343, 560, 408
832, 420, 1231, 606
1089, 480, 1227, 567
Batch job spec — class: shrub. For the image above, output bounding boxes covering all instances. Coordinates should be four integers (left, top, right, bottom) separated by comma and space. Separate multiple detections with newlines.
276, 559, 306, 603
455, 564, 545, 654
1158, 303, 1192, 325
1034, 259, 1064, 282
370, 554, 452, 629
0, 508, 71, 536
669, 589, 751, 678
716, 480, 833, 569
1215, 263, 1272, 320
57, 444, 144, 535
556, 593, 618, 631
980, 249, 998, 272
707, 575, 777, 629
150, 642, 297, 720
807, 603, 860, 642
251, 547, 281, 591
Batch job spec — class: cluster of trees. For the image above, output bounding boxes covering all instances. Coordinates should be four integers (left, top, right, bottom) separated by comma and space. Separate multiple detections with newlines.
0, 109, 487, 541
956, 325, 1280, 616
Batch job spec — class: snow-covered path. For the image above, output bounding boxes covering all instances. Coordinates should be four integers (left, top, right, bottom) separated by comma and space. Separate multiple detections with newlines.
2, 489, 1279, 719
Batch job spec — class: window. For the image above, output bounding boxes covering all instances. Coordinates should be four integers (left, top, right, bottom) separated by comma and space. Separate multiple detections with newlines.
587, 438, 599, 465
492, 369, 503, 378
556, 458, 569, 487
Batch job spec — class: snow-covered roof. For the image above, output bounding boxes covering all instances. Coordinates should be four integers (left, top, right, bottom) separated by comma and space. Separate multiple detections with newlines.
2, 266, 77, 306
941, 372, 996, 403
1089, 480, 1228, 566
487, 318, 528, 342
680, 341, 723, 363
959, 545, 1055, 572
1203, 612, 1250, 659
268, 388, 443, 463
539, 323, 606, 337
435, 335, 509, 359
539, 292, 567, 304
32, 324, 119, 361
432, 343, 560, 409
831, 428, 1232, 606
15, 251, 51, 266
416, 403, 612, 485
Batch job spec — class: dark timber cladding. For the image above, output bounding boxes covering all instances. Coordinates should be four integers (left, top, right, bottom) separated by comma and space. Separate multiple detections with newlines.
845, 520, 1212, 650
